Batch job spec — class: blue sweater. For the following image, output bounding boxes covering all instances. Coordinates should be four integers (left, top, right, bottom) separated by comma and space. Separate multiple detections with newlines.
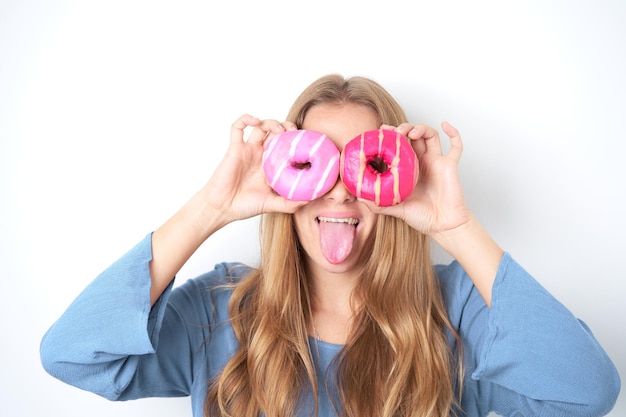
40, 233, 620, 416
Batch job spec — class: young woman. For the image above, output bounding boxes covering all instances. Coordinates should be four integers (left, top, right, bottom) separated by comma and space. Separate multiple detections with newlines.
41, 74, 620, 417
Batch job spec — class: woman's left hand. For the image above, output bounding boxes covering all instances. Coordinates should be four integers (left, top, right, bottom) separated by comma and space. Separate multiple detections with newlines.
361, 122, 471, 236
366, 122, 503, 306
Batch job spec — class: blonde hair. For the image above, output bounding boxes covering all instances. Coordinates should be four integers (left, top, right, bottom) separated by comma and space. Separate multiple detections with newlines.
206, 74, 462, 417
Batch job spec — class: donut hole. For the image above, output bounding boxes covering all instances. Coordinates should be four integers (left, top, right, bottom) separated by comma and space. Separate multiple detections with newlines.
368, 156, 389, 174
292, 161, 312, 170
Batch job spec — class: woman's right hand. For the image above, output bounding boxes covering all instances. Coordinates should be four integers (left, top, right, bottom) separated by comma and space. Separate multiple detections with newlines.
201, 114, 305, 226
149, 115, 302, 303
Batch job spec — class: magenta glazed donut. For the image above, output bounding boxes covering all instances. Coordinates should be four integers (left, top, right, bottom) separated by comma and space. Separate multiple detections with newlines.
340, 129, 418, 206
262, 129, 340, 201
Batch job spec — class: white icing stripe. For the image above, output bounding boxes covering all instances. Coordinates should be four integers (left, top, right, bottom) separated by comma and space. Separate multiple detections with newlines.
357, 133, 366, 197
376, 129, 384, 205
263, 135, 279, 164
308, 134, 327, 157
375, 175, 381, 205
311, 153, 339, 199
393, 133, 401, 204
288, 169, 305, 200
289, 130, 306, 158
270, 160, 289, 187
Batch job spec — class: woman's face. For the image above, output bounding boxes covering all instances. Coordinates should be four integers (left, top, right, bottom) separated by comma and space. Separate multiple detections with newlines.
293, 103, 380, 277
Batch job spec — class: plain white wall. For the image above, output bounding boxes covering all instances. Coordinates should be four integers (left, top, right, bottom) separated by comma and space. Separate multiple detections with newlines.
1, 0, 624, 416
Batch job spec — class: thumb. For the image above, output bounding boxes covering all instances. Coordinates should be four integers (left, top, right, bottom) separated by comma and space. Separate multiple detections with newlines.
358, 197, 411, 222
263, 196, 307, 215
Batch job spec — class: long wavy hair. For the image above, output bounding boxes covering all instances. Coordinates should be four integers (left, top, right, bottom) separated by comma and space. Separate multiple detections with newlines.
206, 74, 463, 417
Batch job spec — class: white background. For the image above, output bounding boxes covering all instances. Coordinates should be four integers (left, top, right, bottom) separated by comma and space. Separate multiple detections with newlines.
1, 0, 624, 416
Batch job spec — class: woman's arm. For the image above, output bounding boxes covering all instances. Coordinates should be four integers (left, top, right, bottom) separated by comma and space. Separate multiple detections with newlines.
365, 121, 502, 306
148, 115, 303, 303
40, 115, 302, 399
40, 235, 246, 402
439, 255, 621, 416
391, 121, 620, 414
429, 213, 503, 307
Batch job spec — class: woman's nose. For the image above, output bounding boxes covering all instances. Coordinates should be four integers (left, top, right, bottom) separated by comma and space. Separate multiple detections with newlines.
324, 176, 356, 203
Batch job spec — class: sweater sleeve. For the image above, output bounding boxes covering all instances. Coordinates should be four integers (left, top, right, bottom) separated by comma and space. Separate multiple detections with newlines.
39, 233, 242, 401
438, 253, 621, 417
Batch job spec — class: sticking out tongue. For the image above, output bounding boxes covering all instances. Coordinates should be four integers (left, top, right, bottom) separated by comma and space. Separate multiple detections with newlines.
318, 220, 357, 264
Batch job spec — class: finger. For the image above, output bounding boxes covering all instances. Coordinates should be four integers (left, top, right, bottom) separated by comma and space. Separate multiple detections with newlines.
357, 198, 386, 214
380, 123, 397, 131
403, 124, 442, 157
264, 195, 307, 214
282, 121, 298, 131
412, 137, 427, 158
441, 121, 463, 162
410, 124, 443, 156
358, 197, 406, 220
394, 123, 416, 137
247, 119, 286, 144
230, 114, 260, 144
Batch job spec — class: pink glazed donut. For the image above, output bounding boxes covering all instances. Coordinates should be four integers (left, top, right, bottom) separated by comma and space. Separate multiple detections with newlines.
340, 129, 418, 206
262, 129, 340, 201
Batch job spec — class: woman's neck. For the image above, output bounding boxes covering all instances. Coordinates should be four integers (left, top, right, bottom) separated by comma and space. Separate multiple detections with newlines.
308, 268, 361, 344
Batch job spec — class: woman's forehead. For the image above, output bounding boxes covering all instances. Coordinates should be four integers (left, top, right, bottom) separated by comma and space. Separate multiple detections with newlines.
301, 103, 380, 149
